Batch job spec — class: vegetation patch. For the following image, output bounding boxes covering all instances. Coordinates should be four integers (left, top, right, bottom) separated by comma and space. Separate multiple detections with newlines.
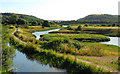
9, 27, 109, 72
40, 33, 110, 42
9, 35, 107, 72
51, 26, 120, 37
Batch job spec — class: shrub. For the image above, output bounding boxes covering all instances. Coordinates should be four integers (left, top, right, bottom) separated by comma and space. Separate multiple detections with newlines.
76, 25, 82, 31
84, 23, 89, 27
67, 25, 73, 30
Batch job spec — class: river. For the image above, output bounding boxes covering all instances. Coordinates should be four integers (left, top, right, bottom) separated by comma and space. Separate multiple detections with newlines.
32, 29, 61, 39
11, 26, 68, 72
12, 49, 66, 72
100, 36, 120, 47
11, 25, 119, 72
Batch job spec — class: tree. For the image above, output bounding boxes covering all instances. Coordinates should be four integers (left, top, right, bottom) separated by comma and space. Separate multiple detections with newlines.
31, 21, 38, 26
84, 23, 89, 27
38, 22, 42, 25
2, 15, 9, 24
8, 14, 18, 24
17, 18, 28, 25
42, 20, 50, 27
112, 24, 116, 27
77, 25, 82, 31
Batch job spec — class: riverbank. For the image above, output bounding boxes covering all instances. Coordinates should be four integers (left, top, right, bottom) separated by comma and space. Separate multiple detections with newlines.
50, 26, 120, 37
36, 26, 119, 71
21, 25, 62, 33
9, 26, 111, 72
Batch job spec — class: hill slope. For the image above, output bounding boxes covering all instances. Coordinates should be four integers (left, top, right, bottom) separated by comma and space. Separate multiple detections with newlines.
0, 13, 44, 25
77, 14, 118, 24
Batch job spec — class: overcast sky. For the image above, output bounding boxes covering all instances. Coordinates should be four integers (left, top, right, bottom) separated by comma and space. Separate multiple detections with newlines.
0, 0, 119, 20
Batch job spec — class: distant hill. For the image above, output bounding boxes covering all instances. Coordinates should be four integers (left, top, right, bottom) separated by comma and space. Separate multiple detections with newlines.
0, 13, 44, 25
77, 14, 118, 24
57, 14, 118, 25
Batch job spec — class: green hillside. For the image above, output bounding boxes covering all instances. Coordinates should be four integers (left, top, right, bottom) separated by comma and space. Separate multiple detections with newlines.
0, 13, 44, 26
77, 14, 118, 24
57, 14, 118, 25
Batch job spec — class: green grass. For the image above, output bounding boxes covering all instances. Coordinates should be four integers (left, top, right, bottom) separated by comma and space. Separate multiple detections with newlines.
76, 56, 118, 71
40, 33, 110, 42
1, 66, 6, 72
9, 26, 119, 72
9, 27, 108, 72
39, 33, 120, 56
22, 25, 62, 33
51, 26, 120, 37
79, 42, 119, 56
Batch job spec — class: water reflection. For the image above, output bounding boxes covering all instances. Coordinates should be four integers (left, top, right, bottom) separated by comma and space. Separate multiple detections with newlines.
12, 46, 66, 72
62, 25, 68, 27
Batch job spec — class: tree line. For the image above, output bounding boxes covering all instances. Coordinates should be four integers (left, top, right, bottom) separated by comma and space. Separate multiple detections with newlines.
0, 13, 56, 27
56, 14, 119, 26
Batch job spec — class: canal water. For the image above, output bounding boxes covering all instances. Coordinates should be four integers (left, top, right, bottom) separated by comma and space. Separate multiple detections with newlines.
12, 27, 68, 72
100, 36, 120, 47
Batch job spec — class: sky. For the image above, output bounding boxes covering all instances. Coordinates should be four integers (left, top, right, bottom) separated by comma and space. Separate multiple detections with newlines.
0, 0, 119, 20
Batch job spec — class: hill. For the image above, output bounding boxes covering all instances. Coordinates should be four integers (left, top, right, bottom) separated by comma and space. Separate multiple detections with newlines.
0, 13, 44, 26
56, 14, 118, 25
77, 14, 118, 24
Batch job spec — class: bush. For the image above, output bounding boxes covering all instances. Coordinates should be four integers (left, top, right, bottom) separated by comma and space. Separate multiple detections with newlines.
67, 25, 73, 30
76, 25, 82, 31
84, 23, 89, 27
41, 38, 71, 51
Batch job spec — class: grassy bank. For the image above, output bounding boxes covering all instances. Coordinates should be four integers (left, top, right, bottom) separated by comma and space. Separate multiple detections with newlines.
14, 28, 36, 44
9, 27, 108, 72
50, 26, 120, 37
76, 56, 118, 71
40, 34, 118, 56
40, 33, 110, 42
9, 25, 120, 72
1, 66, 6, 72
22, 25, 62, 33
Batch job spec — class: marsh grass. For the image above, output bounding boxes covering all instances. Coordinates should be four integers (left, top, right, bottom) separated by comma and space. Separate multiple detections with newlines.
22, 25, 62, 32
52, 26, 120, 37
9, 26, 119, 72
40, 33, 110, 42
14, 28, 37, 44
72, 26, 120, 37
9, 26, 115, 72
77, 56, 118, 71
40, 33, 118, 56
10, 34, 107, 72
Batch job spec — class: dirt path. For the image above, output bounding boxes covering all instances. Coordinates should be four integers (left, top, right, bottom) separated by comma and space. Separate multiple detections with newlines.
11, 28, 118, 72
12, 28, 27, 44
76, 58, 118, 72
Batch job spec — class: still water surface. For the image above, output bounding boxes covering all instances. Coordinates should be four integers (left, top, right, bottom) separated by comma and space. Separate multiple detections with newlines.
100, 37, 120, 47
